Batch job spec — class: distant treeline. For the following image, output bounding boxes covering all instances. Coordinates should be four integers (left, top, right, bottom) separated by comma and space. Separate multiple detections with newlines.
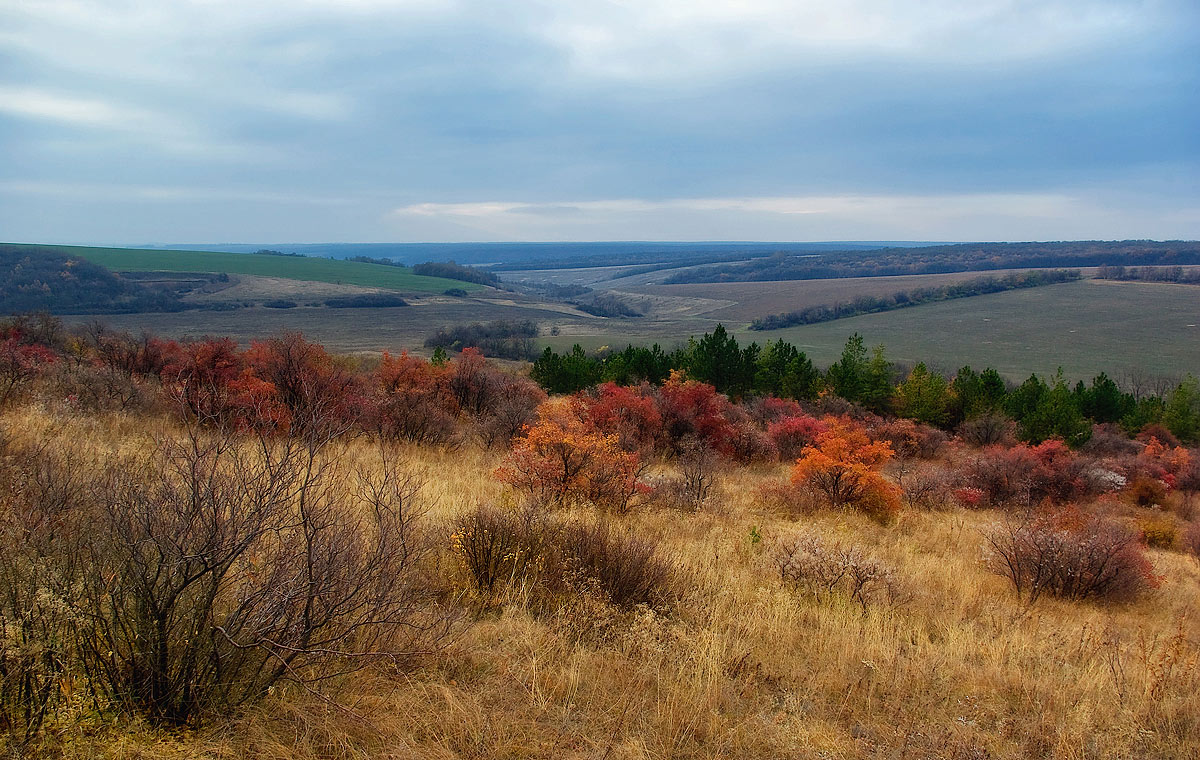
324, 293, 410, 308
1096, 264, 1200, 285
750, 270, 1081, 330
347, 257, 498, 286
574, 294, 642, 318
412, 261, 500, 286
425, 320, 539, 360
665, 241, 1200, 284
0, 246, 186, 314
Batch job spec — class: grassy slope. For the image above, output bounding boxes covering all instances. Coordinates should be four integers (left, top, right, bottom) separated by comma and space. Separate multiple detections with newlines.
7, 405, 1197, 760
6, 243, 479, 294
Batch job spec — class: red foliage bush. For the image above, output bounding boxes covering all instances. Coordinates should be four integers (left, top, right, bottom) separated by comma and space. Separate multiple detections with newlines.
582, 382, 662, 453
768, 415, 828, 462
655, 371, 738, 456
1138, 423, 1181, 449
371, 351, 459, 445
0, 337, 57, 407
960, 440, 1095, 508
985, 509, 1159, 602
791, 418, 901, 522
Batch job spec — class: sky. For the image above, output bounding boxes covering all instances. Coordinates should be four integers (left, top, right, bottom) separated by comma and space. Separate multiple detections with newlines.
1, 0, 1198, 244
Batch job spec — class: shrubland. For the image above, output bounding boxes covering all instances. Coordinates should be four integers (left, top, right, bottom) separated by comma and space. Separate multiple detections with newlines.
1, 315, 1199, 758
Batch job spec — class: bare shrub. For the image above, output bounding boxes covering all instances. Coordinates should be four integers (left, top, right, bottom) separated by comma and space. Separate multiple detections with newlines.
557, 521, 676, 612
451, 504, 552, 594
958, 413, 1017, 447
1182, 520, 1200, 557
1082, 423, 1141, 457
984, 511, 1159, 603
0, 442, 86, 749
772, 533, 906, 612
892, 460, 952, 510
71, 431, 454, 726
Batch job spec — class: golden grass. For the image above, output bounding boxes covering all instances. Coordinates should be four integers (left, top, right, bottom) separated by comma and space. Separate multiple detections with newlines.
4, 404, 1198, 759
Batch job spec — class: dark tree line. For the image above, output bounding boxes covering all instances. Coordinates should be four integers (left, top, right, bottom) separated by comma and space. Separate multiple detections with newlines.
751, 270, 1080, 330
1096, 264, 1200, 284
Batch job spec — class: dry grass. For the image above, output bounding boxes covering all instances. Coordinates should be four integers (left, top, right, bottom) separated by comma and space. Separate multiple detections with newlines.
4, 403, 1199, 759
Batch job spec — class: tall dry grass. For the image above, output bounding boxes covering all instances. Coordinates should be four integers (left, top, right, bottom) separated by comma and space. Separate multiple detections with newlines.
2, 401, 1198, 759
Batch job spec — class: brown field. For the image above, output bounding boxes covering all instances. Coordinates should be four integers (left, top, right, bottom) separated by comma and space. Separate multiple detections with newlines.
4, 401, 1199, 759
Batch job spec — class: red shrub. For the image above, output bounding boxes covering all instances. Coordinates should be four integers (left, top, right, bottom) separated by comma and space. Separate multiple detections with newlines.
961, 441, 1094, 508
371, 351, 459, 445
0, 337, 56, 407
791, 419, 900, 522
748, 396, 806, 425
243, 333, 363, 434
582, 382, 662, 453
1138, 423, 1181, 448
871, 418, 947, 459
655, 371, 738, 455
768, 415, 828, 461
162, 338, 244, 421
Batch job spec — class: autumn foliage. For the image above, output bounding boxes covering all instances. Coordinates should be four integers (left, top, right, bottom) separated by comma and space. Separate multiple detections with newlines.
495, 398, 646, 511
791, 419, 901, 521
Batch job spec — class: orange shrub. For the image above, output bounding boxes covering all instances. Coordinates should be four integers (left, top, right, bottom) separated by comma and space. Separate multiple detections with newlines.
495, 398, 646, 511
790, 419, 900, 521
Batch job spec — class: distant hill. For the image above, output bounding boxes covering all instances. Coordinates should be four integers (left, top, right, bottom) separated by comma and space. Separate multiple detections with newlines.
0, 244, 185, 314
133, 241, 940, 268
3, 243, 480, 294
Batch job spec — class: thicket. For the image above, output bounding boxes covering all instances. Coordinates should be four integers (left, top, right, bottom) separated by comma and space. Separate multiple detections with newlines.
1096, 264, 1200, 284
751, 270, 1080, 330
411, 260, 500, 286
425, 319, 540, 361
323, 293, 410, 308
4, 314, 1200, 755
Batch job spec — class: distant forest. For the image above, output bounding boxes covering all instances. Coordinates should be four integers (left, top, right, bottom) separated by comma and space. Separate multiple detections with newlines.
750, 270, 1081, 330
0, 245, 186, 314
1096, 264, 1200, 284
665, 241, 1200, 284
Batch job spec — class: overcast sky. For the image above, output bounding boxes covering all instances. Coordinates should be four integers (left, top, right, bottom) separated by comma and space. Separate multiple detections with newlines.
1, 0, 1197, 244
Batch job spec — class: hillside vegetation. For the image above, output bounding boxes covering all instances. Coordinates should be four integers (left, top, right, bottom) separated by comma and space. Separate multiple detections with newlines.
4, 243, 479, 293
1, 316, 1199, 758
0, 245, 185, 314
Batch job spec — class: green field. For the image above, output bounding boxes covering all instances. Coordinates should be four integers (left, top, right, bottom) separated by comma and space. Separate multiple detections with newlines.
7, 243, 478, 294
743, 279, 1200, 380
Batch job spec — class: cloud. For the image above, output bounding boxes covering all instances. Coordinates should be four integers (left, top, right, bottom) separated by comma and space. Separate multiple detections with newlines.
0, 0, 1196, 243
385, 192, 1194, 242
